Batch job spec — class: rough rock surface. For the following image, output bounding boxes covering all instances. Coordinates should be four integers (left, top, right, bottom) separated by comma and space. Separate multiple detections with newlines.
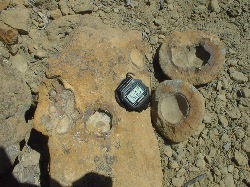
0, 62, 31, 172
34, 15, 162, 187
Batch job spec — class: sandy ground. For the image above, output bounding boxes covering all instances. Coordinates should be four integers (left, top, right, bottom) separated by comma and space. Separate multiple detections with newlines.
0, 0, 249, 186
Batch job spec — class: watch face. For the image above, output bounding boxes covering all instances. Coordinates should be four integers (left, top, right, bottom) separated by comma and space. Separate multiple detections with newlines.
126, 84, 145, 104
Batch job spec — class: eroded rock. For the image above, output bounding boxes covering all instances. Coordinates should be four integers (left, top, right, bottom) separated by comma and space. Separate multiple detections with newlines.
152, 80, 205, 142
34, 15, 162, 186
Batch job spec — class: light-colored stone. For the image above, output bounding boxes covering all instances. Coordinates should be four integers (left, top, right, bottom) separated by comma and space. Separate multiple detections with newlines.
172, 176, 185, 186
163, 146, 173, 157
242, 138, 250, 153
152, 80, 205, 142
218, 115, 228, 126
0, 7, 31, 33
0, 0, 10, 11
10, 54, 28, 74
234, 151, 248, 166
34, 15, 162, 187
210, 0, 221, 13
230, 70, 248, 82
224, 174, 235, 187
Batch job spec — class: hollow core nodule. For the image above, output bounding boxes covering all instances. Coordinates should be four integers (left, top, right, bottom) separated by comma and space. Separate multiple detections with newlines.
159, 30, 226, 85
152, 80, 205, 143
160, 93, 189, 124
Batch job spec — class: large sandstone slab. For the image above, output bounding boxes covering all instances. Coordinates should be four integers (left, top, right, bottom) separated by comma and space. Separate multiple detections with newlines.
34, 15, 162, 186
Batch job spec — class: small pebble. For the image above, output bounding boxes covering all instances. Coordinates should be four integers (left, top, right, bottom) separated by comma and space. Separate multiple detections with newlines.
163, 146, 173, 157
172, 176, 185, 186
218, 115, 228, 126
210, 0, 221, 13
242, 138, 250, 153
230, 70, 248, 83
234, 151, 248, 166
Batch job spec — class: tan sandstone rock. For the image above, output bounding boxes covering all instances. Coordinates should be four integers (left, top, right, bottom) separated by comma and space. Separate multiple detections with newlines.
34, 15, 162, 187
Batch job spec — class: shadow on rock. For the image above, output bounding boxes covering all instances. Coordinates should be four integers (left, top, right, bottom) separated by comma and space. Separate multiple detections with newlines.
1, 135, 113, 187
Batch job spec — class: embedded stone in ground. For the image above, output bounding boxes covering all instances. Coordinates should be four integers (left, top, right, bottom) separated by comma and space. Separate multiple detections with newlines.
85, 109, 112, 136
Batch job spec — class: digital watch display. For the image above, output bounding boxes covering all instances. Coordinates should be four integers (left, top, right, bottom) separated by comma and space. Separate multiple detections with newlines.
115, 73, 150, 112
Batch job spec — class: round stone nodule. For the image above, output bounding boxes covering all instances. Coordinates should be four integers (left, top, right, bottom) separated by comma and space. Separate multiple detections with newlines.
152, 80, 205, 143
159, 30, 225, 85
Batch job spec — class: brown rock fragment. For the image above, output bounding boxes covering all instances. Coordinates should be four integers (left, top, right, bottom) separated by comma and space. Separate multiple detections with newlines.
34, 15, 162, 186
0, 28, 18, 45
159, 30, 226, 85
152, 80, 205, 142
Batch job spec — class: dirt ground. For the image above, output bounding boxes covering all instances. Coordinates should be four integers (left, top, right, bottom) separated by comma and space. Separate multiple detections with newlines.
0, 0, 249, 186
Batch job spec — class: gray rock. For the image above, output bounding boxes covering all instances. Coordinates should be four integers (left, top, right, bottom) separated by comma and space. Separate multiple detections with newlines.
234, 151, 248, 166
242, 88, 250, 98
149, 35, 158, 45
0, 63, 31, 148
234, 128, 245, 140
169, 160, 179, 169
220, 166, 228, 175
203, 113, 212, 124
21, 149, 40, 167
196, 154, 206, 169
223, 142, 231, 151
230, 70, 248, 83
209, 0, 221, 13
227, 165, 234, 173
0, 7, 31, 33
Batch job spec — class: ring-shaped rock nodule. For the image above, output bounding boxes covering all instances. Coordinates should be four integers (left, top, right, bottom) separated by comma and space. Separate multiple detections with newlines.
152, 80, 205, 143
159, 30, 226, 85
